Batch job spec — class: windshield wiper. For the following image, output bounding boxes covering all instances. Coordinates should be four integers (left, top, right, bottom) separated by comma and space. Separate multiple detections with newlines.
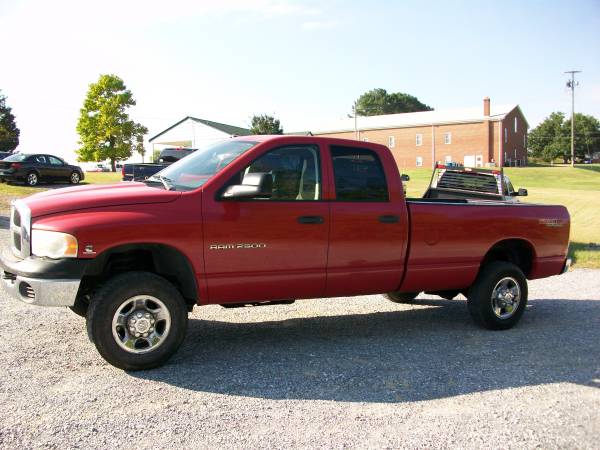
147, 175, 175, 191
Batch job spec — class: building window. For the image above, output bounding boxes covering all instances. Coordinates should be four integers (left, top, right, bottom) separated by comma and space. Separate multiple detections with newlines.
504, 128, 508, 143
388, 136, 395, 148
514, 117, 518, 133
444, 155, 452, 164
443, 132, 452, 144
415, 134, 423, 146
416, 156, 423, 167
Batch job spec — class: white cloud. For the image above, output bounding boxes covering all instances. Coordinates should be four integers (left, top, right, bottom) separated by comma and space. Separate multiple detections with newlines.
301, 20, 339, 31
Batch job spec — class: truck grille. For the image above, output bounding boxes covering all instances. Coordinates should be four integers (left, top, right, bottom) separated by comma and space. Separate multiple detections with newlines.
10, 201, 31, 259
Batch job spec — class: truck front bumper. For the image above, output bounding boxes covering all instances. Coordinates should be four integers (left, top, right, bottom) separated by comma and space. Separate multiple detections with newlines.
0, 249, 88, 307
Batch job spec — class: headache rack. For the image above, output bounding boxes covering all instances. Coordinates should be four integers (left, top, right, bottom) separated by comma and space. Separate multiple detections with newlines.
426, 164, 506, 199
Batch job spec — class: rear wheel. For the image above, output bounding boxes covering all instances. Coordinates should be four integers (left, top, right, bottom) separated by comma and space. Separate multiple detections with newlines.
384, 291, 419, 304
70, 171, 81, 184
86, 271, 188, 370
26, 171, 39, 186
467, 261, 527, 330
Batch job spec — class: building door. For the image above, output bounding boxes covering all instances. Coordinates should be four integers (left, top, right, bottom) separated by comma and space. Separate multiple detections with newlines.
464, 155, 475, 167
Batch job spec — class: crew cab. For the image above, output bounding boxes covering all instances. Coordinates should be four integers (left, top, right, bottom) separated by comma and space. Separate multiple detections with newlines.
0, 136, 571, 370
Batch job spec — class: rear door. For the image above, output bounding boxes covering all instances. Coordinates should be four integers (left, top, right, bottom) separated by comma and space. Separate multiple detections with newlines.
325, 145, 409, 296
30, 155, 50, 179
202, 143, 330, 303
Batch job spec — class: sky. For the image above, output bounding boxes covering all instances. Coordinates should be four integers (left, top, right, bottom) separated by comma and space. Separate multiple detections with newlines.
1, 0, 599, 163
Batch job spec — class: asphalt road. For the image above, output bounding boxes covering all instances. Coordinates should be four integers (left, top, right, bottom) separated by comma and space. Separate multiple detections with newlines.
0, 225, 598, 448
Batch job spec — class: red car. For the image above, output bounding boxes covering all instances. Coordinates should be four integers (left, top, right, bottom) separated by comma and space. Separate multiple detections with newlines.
0, 136, 570, 370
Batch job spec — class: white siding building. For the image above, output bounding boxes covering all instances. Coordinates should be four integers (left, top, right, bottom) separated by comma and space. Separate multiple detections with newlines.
149, 116, 252, 152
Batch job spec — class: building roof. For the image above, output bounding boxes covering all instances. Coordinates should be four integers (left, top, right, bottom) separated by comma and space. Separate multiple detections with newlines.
300, 104, 527, 135
149, 116, 252, 142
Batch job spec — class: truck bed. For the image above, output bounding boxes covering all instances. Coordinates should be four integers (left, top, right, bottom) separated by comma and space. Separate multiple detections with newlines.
401, 199, 570, 292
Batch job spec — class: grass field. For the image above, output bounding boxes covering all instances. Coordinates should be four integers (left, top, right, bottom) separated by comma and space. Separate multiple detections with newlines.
1, 167, 598, 267
402, 164, 600, 268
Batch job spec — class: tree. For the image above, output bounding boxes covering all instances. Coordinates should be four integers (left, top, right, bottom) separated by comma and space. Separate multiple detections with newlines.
0, 91, 20, 152
250, 114, 283, 135
528, 112, 600, 163
76, 74, 147, 171
352, 88, 433, 117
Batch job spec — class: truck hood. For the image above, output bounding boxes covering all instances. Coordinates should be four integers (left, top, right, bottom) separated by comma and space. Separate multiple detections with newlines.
23, 182, 182, 218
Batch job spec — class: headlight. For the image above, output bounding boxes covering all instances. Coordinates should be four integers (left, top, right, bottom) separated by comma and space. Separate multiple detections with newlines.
31, 229, 78, 259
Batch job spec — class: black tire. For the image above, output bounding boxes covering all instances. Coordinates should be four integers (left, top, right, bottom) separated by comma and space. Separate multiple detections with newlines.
69, 296, 89, 318
70, 171, 81, 184
384, 291, 419, 304
437, 290, 461, 300
467, 261, 528, 330
26, 171, 39, 186
86, 271, 188, 370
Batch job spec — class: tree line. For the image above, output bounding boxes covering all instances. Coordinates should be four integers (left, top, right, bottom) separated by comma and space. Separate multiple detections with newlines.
3, 74, 597, 167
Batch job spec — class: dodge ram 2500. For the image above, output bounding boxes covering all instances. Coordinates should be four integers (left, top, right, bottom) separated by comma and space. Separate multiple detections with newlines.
0, 136, 571, 370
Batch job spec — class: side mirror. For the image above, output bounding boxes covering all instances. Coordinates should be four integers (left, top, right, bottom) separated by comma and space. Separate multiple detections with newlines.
517, 188, 528, 197
401, 174, 410, 182
222, 172, 273, 199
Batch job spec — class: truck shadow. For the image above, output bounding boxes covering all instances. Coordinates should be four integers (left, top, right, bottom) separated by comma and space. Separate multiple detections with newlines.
131, 297, 600, 403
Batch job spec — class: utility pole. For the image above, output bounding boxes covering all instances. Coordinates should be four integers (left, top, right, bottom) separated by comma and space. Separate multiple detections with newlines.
565, 70, 581, 167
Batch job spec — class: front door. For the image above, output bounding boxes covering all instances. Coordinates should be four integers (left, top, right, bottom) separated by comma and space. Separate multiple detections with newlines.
202, 144, 329, 303
46, 155, 70, 181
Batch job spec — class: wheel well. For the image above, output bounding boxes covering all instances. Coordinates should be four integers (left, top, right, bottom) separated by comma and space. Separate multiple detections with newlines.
481, 239, 534, 277
77, 244, 198, 306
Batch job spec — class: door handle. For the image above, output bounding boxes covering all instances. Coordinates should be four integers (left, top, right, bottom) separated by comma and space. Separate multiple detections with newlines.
297, 215, 325, 224
379, 215, 400, 224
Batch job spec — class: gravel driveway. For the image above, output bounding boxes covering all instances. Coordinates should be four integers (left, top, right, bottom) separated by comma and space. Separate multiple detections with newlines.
0, 225, 598, 449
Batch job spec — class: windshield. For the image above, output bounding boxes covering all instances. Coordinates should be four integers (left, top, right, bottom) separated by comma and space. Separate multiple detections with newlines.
149, 140, 258, 191
3, 153, 28, 162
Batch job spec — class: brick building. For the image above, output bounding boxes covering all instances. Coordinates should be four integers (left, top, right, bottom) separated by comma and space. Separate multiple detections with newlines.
303, 98, 528, 168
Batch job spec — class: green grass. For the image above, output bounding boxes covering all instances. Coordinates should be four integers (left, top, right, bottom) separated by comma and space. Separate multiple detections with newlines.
2, 167, 599, 268
402, 165, 600, 268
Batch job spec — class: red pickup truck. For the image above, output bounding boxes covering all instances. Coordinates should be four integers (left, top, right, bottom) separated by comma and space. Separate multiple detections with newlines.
1, 136, 571, 370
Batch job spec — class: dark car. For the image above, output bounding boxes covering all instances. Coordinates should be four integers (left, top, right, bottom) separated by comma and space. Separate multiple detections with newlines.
0, 153, 85, 186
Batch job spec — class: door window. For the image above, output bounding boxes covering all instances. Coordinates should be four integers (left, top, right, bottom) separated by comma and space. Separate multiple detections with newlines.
48, 156, 63, 165
331, 146, 388, 202
236, 145, 321, 201
33, 155, 47, 164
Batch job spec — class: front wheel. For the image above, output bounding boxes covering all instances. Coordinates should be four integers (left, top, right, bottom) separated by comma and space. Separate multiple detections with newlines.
467, 261, 528, 330
70, 171, 81, 184
86, 271, 188, 370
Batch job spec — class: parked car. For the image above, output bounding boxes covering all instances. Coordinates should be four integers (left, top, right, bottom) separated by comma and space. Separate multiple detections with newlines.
0, 153, 84, 186
423, 164, 527, 202
0, 136, 570, 370
122, 147, 196, 181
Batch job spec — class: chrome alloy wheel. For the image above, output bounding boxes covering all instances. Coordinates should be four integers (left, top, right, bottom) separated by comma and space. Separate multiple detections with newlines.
71, 172, 80, 183
111, 295, 171, 354
27, 173, 38, 186
491, 277, 521, 319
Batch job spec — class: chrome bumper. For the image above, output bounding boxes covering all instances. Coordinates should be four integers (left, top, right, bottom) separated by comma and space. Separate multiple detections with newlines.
1, 269, 80, 307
